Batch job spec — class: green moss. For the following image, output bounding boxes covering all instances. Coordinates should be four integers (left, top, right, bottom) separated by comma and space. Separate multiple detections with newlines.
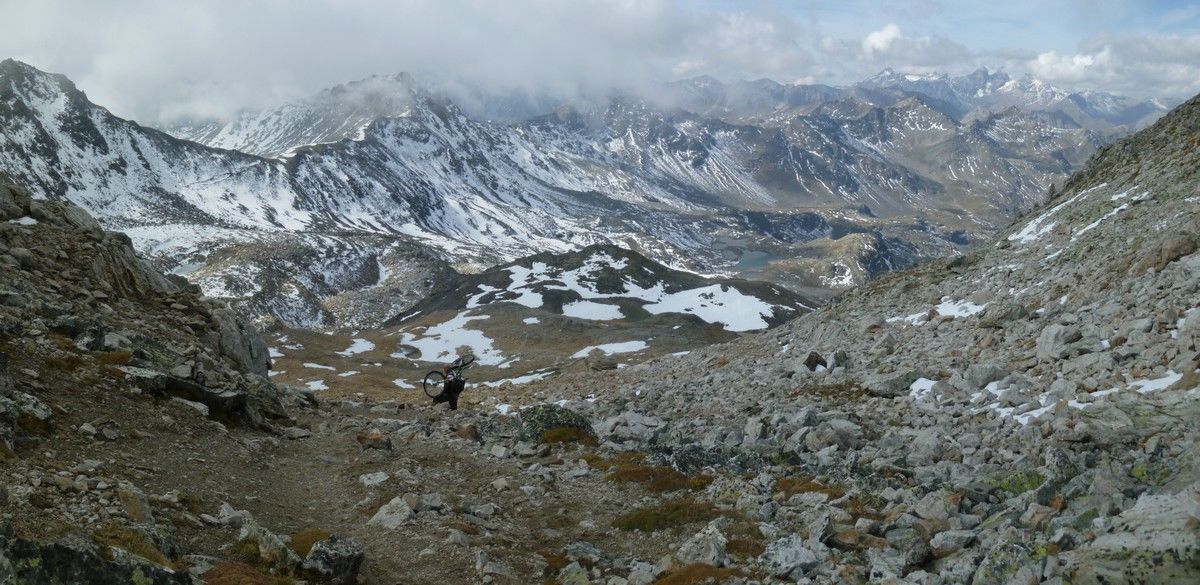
986, 470, 1045, 495
1129, 461, 1172, 486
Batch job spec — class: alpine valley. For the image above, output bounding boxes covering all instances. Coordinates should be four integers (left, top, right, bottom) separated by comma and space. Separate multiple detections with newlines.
0, 58, 1175, 340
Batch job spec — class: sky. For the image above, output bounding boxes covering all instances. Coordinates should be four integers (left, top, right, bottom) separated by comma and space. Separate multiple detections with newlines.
1, 0, 1197, 123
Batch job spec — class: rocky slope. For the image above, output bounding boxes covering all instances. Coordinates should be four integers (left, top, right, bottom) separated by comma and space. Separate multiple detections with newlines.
511, 91, 1200, 582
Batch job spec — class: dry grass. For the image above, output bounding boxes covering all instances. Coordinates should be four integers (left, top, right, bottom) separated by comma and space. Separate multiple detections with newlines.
538, 550, 572, 576
203, 561, 293, 585
48, 333, 77, 352
96, 350, 133, 365
774, 476, 845, 500
724, 515, 765, 559
287, 528, 330, 559
653, 563, 744, 585
92, 525, 171, 568
841, 493, 885, 521
541, 426, 598, 447
612, 498, 719, 532
580, 450, 646, 470
99, 365, 127, 381
45, 353, 84, 372
607, 463, 712, 493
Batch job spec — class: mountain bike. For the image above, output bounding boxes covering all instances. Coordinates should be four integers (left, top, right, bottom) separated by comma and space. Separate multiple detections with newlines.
423, 354, 475, 399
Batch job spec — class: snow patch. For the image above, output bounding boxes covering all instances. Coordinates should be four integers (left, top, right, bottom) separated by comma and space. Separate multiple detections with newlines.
571, 340, 648, 358
562, 300, 623, 320
337, 338, 375, 356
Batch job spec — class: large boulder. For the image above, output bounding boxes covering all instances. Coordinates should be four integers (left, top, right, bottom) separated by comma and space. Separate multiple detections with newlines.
863, 369, 921, 398
759, 534, 818, 578
302, 536, 365, 585
675, 519, 729, 567
1064, 487, 1200, 584
91, 233, 179, 298
0, 523, 188, 584
210, 308, 271, 377
1036, 324, 1082, 360
0, 177, 31, 220
517, 404, 595, 444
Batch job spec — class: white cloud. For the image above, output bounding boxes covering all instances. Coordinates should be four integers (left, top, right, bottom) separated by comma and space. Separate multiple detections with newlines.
0, 0, 1192, 122
1019, 34, 1200, 98
863, 23, 903, 55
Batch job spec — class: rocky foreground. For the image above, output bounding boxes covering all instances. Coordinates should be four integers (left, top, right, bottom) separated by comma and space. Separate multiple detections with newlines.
0, 99, 1198, 584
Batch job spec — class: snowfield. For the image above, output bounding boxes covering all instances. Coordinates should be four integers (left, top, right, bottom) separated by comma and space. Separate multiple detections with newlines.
462, 252, 790, 332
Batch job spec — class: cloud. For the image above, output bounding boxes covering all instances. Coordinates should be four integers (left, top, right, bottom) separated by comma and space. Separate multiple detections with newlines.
1, 0, 822, 123
0, 0, 1193, 123
862, 23, 903, 55
1023, 34, 1200, 98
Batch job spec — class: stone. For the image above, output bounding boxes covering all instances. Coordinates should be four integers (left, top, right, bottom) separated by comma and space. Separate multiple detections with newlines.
965, 363, 1007, 389
864, 369, 921, 398
170, 398, 209, 417
516, 404, 595, 443
117, 483, 155, 523
0, 521, 188, 584
281, 427, 312, 440
804, 418, 863, 451
302, 535, 364, 585
929, 530, 976, 558
803, 351, 827, 372
885, 527, 931, 568
210, 308, 271, 377
759, 534, 818, 578
0, 180, 32, 220
358, 472, 389, 487
1064, 488, 1200, 583
367, 497, 413, 529
675, 519, 728, 567
1037, 324, 1082, 360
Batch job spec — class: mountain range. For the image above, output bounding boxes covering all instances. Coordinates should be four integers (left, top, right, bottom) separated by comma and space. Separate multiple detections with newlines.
0, 59, 1175, 327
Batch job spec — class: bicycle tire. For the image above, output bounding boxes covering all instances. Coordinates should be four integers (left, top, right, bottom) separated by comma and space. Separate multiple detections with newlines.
452, 354, 476, 368
423, 370, 447, 398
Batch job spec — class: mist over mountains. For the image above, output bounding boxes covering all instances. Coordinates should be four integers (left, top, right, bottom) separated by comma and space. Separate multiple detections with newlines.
0, 58, 1174, 327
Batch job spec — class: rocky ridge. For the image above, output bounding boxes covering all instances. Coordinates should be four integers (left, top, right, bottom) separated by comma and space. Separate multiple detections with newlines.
514, 92, 1200, 582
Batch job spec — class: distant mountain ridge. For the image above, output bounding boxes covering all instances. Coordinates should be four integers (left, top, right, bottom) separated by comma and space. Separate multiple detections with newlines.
0, 59, 1172, 327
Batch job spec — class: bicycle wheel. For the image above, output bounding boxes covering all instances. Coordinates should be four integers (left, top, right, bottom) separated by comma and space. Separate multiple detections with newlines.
452, 354, 476, 368
423, 370, 447, 398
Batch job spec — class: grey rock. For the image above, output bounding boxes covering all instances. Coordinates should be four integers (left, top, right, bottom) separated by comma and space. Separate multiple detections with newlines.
1037, 324, 1082, 360
804, 418, 863, 451
367, 497, 414, 529
759, 534, 817, 578
930, 530, 977, 558
864, 369, 921, 398
210, 308, 271, 377
676, 519, 728, 567
516, 403, 595, 443
302, 536, 364, 585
